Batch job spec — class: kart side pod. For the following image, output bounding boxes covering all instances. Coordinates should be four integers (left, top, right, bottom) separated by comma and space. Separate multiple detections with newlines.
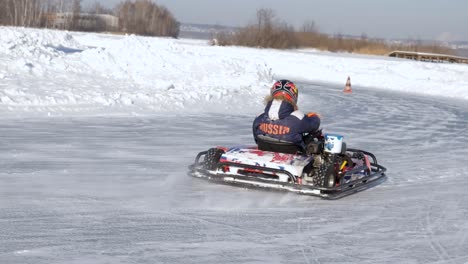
324, 134, 344, 154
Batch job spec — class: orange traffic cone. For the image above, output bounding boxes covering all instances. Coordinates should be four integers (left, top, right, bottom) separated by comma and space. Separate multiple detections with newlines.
343, 76, 352, 93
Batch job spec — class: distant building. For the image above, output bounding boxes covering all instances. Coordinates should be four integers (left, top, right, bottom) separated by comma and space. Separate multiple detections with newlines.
46, 12, 118, 32
178, 23, 238, 40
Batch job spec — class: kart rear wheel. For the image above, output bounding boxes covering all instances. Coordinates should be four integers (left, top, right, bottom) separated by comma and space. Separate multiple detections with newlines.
319, 155, 338, 188
203, 148, 224, 170
323, 165, 336, 188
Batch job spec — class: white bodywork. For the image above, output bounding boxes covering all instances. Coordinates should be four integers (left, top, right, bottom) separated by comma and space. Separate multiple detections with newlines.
218, 147, 314, 182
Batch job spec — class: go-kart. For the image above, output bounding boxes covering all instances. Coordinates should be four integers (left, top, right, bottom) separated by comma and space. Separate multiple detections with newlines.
189, 132, 387, 199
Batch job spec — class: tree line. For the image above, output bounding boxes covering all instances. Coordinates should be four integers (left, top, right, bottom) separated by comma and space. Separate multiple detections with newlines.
0, 0, 179, 38
215, 8, 455, 56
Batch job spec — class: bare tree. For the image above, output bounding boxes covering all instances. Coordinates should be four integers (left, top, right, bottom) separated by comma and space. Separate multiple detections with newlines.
0, 0, 44, 27
116, 0, 179, 37
70, 0, 81, 30
0, 0, 7, 24
85, 1, 112, 15
302, 20, 318, 33
227, 8, 298, 49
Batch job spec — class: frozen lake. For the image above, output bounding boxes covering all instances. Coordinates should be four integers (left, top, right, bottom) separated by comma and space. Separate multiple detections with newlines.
1, 83, 468, 263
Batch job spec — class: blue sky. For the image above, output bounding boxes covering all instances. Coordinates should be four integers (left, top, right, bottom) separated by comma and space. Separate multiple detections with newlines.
82, 0, 468, 41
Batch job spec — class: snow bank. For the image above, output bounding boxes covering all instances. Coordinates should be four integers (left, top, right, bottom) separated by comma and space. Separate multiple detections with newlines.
1, 26, 467, 116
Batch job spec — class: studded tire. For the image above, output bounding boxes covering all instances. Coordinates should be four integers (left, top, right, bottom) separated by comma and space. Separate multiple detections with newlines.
323, 163, 337, 188
313, 156, 337, 188
203, 148, 224, 171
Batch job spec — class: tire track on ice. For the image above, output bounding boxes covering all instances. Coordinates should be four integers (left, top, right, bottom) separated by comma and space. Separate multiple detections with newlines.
421, 205, 452, 263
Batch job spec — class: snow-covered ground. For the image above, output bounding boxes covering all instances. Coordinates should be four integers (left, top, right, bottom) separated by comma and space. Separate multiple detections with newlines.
1, 27, 468, 263
1, 26, 468, 117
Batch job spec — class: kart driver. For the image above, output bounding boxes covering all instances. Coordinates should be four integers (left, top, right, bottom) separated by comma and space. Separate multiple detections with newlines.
252, 79, 321, 152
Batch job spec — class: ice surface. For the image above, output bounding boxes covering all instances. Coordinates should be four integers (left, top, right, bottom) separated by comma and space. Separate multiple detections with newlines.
1, 83, 468, 263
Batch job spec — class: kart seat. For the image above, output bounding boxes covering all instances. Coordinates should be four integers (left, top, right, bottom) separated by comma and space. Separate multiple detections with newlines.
256, 135, 302, 154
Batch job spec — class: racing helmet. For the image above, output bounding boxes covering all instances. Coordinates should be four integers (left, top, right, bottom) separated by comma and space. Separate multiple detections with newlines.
270, 80, 298, 104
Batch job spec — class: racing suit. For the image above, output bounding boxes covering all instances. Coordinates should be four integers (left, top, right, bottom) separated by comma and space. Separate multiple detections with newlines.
252, 99, 321, 149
